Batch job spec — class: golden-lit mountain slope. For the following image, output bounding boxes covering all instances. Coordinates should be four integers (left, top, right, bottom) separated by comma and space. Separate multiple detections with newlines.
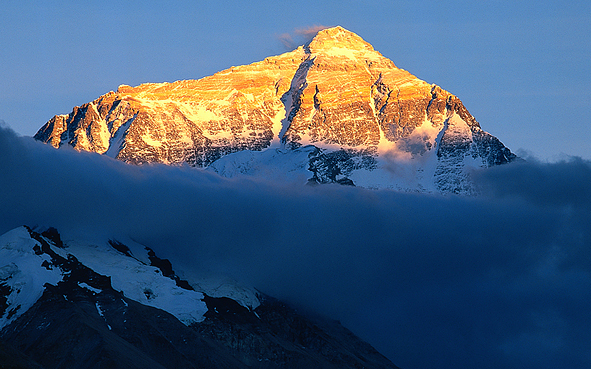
35, 26, 515, 192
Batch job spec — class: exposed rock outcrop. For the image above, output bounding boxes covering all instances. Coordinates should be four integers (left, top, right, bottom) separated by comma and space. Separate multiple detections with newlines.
35, 26, 516, 192
0, 226, 400, 369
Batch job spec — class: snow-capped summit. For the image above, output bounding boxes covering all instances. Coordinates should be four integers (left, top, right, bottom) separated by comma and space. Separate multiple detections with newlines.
306, 26, 376, 53
34, 26, 516, 193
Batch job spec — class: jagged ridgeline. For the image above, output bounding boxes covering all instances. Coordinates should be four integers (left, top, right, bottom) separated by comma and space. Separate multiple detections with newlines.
0, 226, 400, 369
35, 26, 516, 193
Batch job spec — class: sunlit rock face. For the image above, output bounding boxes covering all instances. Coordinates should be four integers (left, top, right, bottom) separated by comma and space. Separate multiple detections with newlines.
35, 26, 516, 193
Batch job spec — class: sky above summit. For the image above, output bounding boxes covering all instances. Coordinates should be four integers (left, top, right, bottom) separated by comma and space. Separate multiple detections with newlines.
1, 0, 590, 160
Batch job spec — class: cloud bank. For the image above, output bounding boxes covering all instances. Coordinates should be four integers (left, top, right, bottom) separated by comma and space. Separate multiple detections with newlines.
1, 126, 590, 369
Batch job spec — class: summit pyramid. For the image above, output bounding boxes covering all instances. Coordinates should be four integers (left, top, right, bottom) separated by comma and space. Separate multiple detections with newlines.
35, 26, 516, 193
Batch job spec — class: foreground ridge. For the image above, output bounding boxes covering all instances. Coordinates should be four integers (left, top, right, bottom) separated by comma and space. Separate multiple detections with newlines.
0, 226, 400, 369
35, 26, 516, 193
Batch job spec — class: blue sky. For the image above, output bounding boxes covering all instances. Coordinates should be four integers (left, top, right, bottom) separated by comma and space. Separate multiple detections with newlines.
1, 0, 590, 160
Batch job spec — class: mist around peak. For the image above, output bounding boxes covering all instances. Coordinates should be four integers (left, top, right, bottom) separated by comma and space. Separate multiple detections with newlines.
277, 25, 332, 50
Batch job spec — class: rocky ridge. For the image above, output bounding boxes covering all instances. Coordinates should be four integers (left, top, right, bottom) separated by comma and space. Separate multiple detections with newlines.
34, 26, 516, 193
0, 226, 399, 369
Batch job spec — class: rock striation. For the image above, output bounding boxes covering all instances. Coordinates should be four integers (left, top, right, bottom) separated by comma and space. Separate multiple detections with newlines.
35, 26, 516, 193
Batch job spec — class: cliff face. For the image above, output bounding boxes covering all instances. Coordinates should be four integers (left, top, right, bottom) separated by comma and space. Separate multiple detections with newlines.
34, 26, 516, 193
34, 44, 306, 167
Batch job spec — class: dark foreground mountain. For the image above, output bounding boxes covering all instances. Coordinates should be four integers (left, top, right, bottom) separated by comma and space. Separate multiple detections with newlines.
34, 26, 516, 193
0, 226, 399, 369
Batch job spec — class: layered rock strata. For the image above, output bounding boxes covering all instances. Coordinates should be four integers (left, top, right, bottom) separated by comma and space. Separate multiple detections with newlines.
35, 26, 516, 192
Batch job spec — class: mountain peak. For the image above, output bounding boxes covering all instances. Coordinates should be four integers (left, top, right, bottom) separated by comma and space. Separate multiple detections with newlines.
34, 26, 517, 193
306, 26, 375, 53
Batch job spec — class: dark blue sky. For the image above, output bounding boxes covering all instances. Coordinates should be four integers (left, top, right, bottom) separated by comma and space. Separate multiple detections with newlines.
1, 0, 590, 160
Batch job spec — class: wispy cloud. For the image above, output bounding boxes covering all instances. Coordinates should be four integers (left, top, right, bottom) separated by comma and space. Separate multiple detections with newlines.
294, 25, 330, 38
277, 25, 331, 50
1, 125, 590, 369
